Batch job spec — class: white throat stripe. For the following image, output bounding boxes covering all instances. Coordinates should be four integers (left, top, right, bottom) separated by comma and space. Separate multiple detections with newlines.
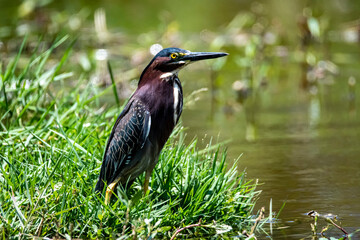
160, 72, 174, 79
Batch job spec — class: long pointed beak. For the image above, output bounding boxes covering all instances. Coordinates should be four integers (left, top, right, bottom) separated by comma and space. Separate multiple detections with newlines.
182, 51, 228, 62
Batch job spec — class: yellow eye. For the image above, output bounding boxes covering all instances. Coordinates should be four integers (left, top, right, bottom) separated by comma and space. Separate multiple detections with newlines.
170, 53, 178, 59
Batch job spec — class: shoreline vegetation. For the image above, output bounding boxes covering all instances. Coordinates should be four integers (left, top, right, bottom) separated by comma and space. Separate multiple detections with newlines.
0, 37, 263, 239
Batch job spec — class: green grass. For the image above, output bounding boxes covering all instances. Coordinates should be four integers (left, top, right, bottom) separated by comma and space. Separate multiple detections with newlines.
0, 37, 260, 239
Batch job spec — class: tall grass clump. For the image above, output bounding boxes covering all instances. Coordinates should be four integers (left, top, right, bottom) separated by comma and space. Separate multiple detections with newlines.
0, 37, 260, 239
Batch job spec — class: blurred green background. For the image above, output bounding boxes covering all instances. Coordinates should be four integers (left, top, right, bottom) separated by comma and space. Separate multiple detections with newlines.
1, 0, 360, 238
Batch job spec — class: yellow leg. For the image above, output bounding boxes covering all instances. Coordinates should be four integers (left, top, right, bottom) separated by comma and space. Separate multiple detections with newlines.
105, 177, 121, 205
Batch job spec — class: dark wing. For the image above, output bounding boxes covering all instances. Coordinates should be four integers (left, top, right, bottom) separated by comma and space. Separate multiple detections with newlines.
95, 98, 151, 192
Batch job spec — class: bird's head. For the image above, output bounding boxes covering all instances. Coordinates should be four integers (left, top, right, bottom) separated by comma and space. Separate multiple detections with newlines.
139, 47, 228, 84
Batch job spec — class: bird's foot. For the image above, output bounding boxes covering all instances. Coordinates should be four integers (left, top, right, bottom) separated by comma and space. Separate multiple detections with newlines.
105, 182, 117, 205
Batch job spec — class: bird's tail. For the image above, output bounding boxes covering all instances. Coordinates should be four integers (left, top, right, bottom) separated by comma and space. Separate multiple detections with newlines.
95, 163, 108, 193
95, 178, 105, 193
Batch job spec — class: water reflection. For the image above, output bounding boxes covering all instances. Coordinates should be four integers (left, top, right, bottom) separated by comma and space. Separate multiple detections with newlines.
182, 62, 360, 238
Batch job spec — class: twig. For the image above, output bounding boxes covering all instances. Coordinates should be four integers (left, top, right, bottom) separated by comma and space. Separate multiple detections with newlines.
170, 219, 206, 240
307, 210, 348, 236
122, 202, 131, 235
326, 218, 348, 236
241, 230, 257, 240
35, 217, 44, 236
132, 225, 137, 240
240, 204, 266, 238
250, 206, 265, 235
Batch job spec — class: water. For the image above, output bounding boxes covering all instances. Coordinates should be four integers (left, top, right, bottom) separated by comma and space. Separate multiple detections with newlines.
181, 64, 360, 238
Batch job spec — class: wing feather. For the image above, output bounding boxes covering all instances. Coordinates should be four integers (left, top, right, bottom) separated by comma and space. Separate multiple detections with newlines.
95, 98, 151, 192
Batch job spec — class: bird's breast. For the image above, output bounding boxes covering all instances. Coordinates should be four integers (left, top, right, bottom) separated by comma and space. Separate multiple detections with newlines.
136, 76, 183, 149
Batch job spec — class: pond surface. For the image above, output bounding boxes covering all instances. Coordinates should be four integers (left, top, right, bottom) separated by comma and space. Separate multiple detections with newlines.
181, 61, 360, 238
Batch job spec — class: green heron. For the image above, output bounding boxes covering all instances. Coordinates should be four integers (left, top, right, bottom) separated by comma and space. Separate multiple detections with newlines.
95, 47, 228, 204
